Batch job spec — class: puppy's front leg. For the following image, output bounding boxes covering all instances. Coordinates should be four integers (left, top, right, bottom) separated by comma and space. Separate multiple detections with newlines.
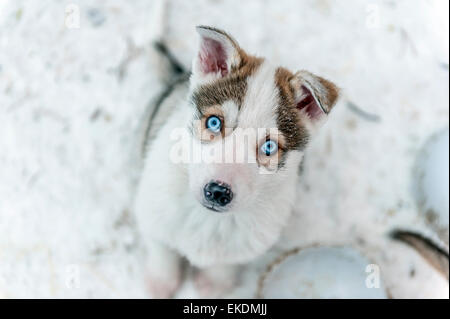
145, 239, 182, 298
194, 264, 240, 298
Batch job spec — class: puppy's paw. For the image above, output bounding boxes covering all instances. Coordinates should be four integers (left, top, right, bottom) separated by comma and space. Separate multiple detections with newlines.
146, 272, 181, 299
194, 267, 237, 298
144, 240, 182, 298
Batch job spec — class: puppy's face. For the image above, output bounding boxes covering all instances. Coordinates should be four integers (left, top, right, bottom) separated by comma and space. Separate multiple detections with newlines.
186, 26, 339, 214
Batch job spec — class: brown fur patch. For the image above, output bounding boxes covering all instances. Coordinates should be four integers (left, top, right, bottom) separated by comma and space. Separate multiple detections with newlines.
274, 67, 309, 151
191, 54, 263, 115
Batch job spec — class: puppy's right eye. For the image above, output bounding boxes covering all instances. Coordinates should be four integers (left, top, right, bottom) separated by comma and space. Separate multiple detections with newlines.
206, 115, 222, 134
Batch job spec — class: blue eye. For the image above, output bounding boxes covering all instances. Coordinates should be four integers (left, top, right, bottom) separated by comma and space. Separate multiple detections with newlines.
206, 116, 222, 133
261, 140, 278, 156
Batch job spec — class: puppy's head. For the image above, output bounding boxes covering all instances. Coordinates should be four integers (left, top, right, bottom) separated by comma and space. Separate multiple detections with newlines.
186, 26, 339, 214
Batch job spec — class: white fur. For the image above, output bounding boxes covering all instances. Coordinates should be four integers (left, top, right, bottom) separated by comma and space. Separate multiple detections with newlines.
221, 100, 239, 128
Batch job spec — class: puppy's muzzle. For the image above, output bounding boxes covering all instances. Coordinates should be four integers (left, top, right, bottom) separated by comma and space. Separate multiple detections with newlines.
203, 181, 233, 210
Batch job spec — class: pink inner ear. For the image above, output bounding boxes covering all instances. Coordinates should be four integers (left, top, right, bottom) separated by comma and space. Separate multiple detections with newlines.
297, 85, 323, 119
199, 37, 228, 77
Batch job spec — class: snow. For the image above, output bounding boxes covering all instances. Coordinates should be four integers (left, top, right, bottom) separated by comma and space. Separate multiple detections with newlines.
0, 0, 448, 298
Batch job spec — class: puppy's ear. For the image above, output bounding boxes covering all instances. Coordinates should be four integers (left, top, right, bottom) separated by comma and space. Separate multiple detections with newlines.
290, 70, 340, 133
192, 26, 243, 84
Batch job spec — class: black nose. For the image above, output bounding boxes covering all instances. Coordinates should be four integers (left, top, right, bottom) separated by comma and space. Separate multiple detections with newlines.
203, 181, 233, 207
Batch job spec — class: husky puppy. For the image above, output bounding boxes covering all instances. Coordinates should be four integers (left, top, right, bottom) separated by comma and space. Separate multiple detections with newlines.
134, 26, 340, 298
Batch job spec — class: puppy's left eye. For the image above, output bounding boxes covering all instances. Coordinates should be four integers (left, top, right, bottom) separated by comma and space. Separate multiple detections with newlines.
260, 140, 278, 156
206, 115, 222, 133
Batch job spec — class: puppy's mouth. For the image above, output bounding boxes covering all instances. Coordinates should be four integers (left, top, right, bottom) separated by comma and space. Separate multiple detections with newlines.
200, 201, 230, 213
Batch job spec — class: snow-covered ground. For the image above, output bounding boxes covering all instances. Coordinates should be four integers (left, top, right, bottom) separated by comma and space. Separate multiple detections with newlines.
0, 0, 448, 298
